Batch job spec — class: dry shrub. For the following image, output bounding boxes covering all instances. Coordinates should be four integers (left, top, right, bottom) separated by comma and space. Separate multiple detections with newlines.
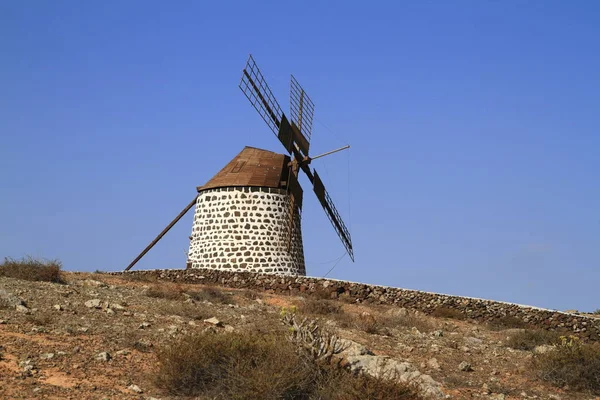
487, 315, 528, 330
336, 313, 392, 336
386, 312, 434, 333
240, 289, 259, 300
155, 331, 316, 398
145, 285, 184, 300
0, 256, 64, 283
156, 330, 420, 399
122, 272, 159, 283
506, 329, 560, 351
186, 287, 234, 304
155, 302, 204, 320
300, 299, 343, 315
312, 289, 335, 300
25, 312, 54, 326
534, 339, 600, 394
430, 307, 465, 320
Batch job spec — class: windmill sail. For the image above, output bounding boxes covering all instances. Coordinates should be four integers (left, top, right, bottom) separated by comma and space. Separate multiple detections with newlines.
239, 55, 295, 152
290, 75, 314, 157
312, 170, 354, 261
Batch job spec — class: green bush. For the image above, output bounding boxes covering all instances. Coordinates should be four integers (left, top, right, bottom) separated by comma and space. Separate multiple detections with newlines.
534, 336, 600, 394
0, 256, 64, 283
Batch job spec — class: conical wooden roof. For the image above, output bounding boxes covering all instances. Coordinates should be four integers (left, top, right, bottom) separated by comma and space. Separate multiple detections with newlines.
197, 146, 290, 192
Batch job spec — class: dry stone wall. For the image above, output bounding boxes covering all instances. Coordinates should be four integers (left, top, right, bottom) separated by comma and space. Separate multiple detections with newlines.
116, 268, 600, 342
187, 187, 305, 275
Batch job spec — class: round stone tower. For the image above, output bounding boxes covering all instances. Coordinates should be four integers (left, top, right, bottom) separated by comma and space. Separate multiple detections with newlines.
187, 147, 305, 275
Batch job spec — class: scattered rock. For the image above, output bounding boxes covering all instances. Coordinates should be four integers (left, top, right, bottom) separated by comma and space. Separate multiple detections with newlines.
53, 304, 63, 311
106, 308, 115, 315
85, 299, 102, 308
15, 304, 30, 314
224, 325, 235, 333
110, 303, 126, 310
458, 361, 473, 372
203, 317, 223, 327
0, 289, 27, 307
83, 279, 108, 288
386, 307, 408, 318
427, 358, 441, 370
464, 336, 483, 346
339, 339, 374, 356
432, 330, 444, 337
345, 355, 444, 398
40, 353, 55, 360
490, 394, 505, 400
95, 352, 111, 362
533, 344, 556, 354
139, 322, 151, 329
167, 325, 179, 335
115, 350, 130, 356
0, 319, 6, 324
127, 384, 143, 393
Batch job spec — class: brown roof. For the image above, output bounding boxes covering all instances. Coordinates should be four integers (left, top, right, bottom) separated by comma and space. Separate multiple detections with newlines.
198, 146, 290, 191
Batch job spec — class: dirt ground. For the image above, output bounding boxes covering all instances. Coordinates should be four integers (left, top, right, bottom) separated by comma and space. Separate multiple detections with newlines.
0, 272, 597, 399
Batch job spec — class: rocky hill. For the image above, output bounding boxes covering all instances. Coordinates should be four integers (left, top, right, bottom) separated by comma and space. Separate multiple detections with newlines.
1, 265, 599, 399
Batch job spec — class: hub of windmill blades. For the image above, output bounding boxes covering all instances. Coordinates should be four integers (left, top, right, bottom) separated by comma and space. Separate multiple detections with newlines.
239, 54, 354, 262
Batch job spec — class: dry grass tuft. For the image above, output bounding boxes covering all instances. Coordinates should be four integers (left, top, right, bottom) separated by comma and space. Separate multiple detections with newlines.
25, 312, 54, 326
487, 315, 529, 330
300, 299, 343, 315
0, 256, 64, 284
145, 284, 234, 305
186, 287, 234, 304
430, 306, 465, 320
506, 329, 560, 351
534, 338, 600, 394
145, 285, 184, 300
155, 330, 421, 399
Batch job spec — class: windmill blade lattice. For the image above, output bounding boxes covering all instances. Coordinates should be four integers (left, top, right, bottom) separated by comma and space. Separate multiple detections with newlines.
290, 75, 314, 155
312, 170, 354, 261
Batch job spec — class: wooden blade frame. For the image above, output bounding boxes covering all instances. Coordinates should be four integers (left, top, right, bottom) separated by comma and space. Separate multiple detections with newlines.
312, 170, 354, 261
239, 55, 310, 156
290, 75, 314, 156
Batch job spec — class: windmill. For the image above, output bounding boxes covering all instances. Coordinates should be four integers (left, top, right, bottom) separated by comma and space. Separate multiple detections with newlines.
124, 55, 353, 275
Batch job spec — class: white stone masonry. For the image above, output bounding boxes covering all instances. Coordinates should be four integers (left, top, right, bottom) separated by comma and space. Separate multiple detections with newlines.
187, 187, 305, 275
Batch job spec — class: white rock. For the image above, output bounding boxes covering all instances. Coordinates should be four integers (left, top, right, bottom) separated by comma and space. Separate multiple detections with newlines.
427, 358, 441, 370
53, 304, 62, 311
40, 353, 55, 360
458, 361, 473, 371
95, 352, 111, 361
203, 317, 223, 327
15, 304, 30, 314
85, 299, 102, 308
533, 344, 556, 354
127, 384, 143, 393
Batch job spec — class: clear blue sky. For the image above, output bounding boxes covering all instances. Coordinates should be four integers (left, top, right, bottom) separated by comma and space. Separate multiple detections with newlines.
1, 1, 598, 311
